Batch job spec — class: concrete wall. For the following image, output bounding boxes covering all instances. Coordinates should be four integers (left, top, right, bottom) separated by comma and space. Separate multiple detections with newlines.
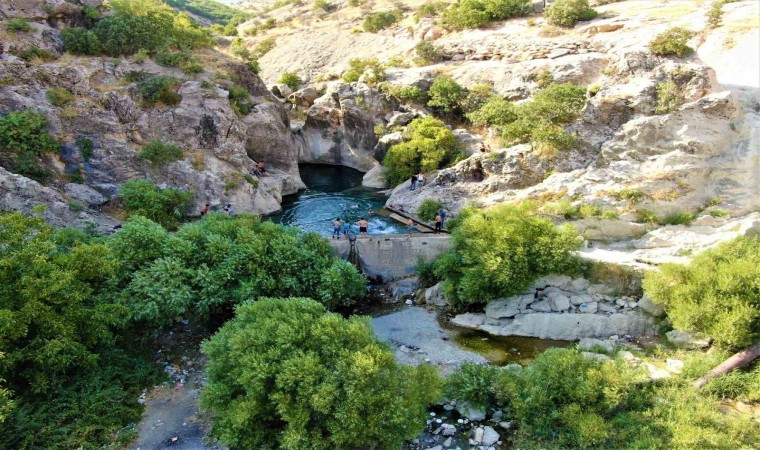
330, 234, 452, 281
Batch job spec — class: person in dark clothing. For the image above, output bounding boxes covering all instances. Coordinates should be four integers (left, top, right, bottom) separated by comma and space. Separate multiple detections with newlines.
200, 204, 210, 216
434, 213, 442, 233
437, 208, 446, 227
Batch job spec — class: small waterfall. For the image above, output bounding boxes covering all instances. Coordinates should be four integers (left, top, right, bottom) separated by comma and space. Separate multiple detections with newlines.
347, 234, 362, 272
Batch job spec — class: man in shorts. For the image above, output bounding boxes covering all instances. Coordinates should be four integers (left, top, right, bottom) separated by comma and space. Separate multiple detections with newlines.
357, 218, 369, 237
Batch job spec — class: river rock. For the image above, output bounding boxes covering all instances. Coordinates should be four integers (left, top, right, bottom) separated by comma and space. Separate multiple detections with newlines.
457, 402, 486, 422
598, 303, 618, 314
530, 299, 553, 312
578, 302, 598, 314
570, 294, 594, 306
424, 282, 448, 307
361, 165, 386, 188
390, 277, 419, 300
637, 294, 665, 317
387, 111, 415, 128
371, 131, 404, 161
485, 296, 523, 319
549, 294, 571, 312
665, 330, 711, 349
563, 277, 591, 292
452, 311, 659, 341
578, 338, 615, 353
481, 426, 500, 446
64, 183, 107, 206
441, 423, 456, 436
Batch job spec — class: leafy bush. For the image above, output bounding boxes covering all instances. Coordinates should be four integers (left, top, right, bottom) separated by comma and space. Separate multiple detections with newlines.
649, 27, 696, 57
228, 85, 255, 116
415, 40, 444, 64
466, 95, 517, 127
544, 0, 598, 27
382, 116, 462, 186
427, 75, 467, 116
252, 37, 276, 58
655, 80, 684, 114
643, 236, 760, 350
313, 0, 333, 11
363, 10, 403, 32
229, 37, 251, 60
139, 140, 184, 166
278, 71, 302, 91
381, 84, 426, 104
416, 1, 448, 20
75, 137, 93, 161
12, 46, 54, 62
445, 362, 507, 410
62, 0, 212, 56
247, 60, 261, 74
0, 110, 59, 182
45, 87, 75, 107
117, 179, 193, 229
659, 211, 695, 225
164, 0, 251, 25
461, 83, 494, 113
135, 74, 182, 106
441, 0, 532, 31
6, 18, 33, 33
342, 58, 386, 86
201, 298, 441, 449
417, 199, 444, 221
434, 205, 580, 306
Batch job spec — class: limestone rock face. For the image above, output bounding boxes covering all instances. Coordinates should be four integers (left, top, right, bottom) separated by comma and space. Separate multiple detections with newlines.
296, 82, 388, 172
361, 164, 386, 189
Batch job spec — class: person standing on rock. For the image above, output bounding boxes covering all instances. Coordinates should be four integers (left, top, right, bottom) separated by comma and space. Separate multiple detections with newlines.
357, 217, 369, 237
434, 213, 442, 233
410, 174, 417, 191
332, 217, 342, 239
417, 172, 425, 188
437, 208, 446, 228
406, 218, 415, 237
223, 204, 233, 216
342, 219, 351, 238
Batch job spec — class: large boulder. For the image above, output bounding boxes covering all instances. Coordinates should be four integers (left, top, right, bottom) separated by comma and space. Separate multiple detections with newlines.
361, 164, 386, 188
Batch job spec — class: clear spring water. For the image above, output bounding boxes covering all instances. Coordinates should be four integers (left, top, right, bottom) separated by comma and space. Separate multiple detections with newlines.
271, 164, 404, 236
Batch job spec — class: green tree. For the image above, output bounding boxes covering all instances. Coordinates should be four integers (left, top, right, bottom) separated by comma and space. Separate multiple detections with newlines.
427, 75, 467, 116
648, 27, 696, 57
117, 179, 193, 229
382, 116, 462, 186
0, 213, 126, 393
544, 0, 598, 27
643, 236, 760, 350
363, 10, 403, 32
435, 204, 580, 306
0, 110, 60, 182
342, 58, 386, 86
466, 95, 517, 127
139, 140, 184, 166
201, 298, 442, 450
278, 71, 302, 91
441, 0, 532, 31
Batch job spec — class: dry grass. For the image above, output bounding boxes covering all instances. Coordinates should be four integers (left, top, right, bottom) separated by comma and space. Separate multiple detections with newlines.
190, 152, 206, 171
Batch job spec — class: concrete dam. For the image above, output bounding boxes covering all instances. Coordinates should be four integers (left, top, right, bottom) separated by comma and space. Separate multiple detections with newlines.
329, 235, 452, 281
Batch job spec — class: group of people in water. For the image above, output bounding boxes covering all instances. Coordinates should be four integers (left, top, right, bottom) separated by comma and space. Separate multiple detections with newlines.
332, 216, 370, 239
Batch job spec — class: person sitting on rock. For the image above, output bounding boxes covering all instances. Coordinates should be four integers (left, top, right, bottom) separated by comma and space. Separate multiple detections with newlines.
200, 204, 210, 216
257, 161, 268, 177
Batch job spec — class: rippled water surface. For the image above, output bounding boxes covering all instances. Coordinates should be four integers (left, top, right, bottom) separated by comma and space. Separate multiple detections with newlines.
271, 164, 404, 236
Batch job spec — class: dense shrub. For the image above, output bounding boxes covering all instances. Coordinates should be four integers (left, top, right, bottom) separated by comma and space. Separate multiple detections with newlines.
12, 46, 54, 62
6, 18, 33, 33
416, 1, 448, 20
382, 116, 462, 186
62, 0, 212, 56
363, 10, 403, 32
445, 362, 507, 410
76, 137, 94, 160
139, 140, 184, 166
466, 95, 517, 127
427, 75, 467, 116
461, 83, 494, 113
164, 0, 251, 25
434, 204, 580, 306
252, 37, 276, 58
544, 0, 598, 27
201, 298, 441, 449
135, 74, 182, 106
417, 199, 444, 221
313, 0, 333, 11
229, 37, 251, 60
655, 80, 684, 114
643, 236, 760, 350
415, 40, 444, 64
648, 27, 696, 57
117, 179, 193, 229
228, 85, 255, 116
342, 58, 386, 86
45, 87, 75, 107
441, 0, 532, 31
381, 84, 426, 104
278, 71, 302, 91
0, 110, 59, 182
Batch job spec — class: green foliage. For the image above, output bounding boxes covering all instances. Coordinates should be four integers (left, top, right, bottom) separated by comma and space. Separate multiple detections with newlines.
247, 60, 261, 74
0, 110, 59, 182
278, 71, 302, 91
466, 95, 517, 127
544, 0, 598, 27
655, 81, 684, 114
441, 0, 533, 31
12, 46, 54, 62
139, 140, 184, 166
252, 37, 276, 58
60, 28, 102, 55
342, 58, 386, 86
154, 50, 191, 68
381, 84, 426, 104
636, 208, 658, 224
228, 85, 255, 116
461, 83, 494, 113
643, 236, 760, 350
83, 5, 100, 20
649, 27, 696, 57
660, 211, 695, 225
609, 187, 645, 203
434, 205, 581, 306
6, 18, 33, 33
230, 37, 251, 60
415, 40, 444, 64
135, 74, 182, 106
164, 0, 251, 25
427, 75, 467, 116
382, 116, 462, 186
536, 69, 554, 88
45, 87, 75, 107
416, 1, 448, 20
445, 362, 507, 410
313, 0, 333, 11
498, 82, 587, 153
706, 0, 731, 29
416, 259, 442, 288
0, 213, 126, 393
363, 10, 402, 32
117, 179, 193, 229
417, 199, 444, 221
201, 298, 441, 450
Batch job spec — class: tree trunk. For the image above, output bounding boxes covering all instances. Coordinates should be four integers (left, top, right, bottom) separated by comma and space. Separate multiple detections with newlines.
693, 343, 760, 389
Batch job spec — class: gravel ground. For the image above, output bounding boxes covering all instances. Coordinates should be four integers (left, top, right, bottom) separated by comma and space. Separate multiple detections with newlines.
372, 306, 488, 373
